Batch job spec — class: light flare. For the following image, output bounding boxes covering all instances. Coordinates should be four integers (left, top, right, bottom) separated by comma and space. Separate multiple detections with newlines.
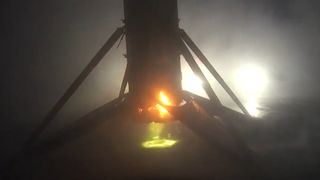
235, 64, 268, 96
182, 73, 206, 98
233, 64, 269, 118
246, 98, 260, 117
159, 91, 172, 106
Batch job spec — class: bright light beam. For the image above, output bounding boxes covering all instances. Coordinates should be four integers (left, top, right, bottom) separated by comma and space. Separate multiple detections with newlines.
234, 64, 269, 117
182, 74, 206, 96
235, 64, 268, 96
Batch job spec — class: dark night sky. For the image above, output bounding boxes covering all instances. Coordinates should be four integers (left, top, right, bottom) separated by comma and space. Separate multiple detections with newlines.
1, 0, 320, 175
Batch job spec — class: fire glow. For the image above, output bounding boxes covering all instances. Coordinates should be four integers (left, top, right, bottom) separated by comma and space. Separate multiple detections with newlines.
145, 91, 173, 119
155, 91, 173, 118
159, 91, 172, 106
141, 92, 178, 149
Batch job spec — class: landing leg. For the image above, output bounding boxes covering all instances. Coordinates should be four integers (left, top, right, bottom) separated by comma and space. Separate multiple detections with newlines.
178, 37, 221, 105
24, 26, 125, 148
180, 29, 249, 116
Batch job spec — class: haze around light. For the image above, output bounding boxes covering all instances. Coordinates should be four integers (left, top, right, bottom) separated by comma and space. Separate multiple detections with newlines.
181, 61, 269, 117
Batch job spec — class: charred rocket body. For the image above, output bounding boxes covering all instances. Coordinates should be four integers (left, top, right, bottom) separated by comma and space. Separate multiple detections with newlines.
5, 0, 266, 179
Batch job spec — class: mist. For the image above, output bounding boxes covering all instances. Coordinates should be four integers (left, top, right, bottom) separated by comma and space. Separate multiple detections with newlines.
1, 0, 320, 178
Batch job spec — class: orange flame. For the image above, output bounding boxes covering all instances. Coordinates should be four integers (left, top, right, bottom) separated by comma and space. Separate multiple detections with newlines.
155, 104, 169, 118
155, 91, 172, 118
144, 91, 172, 119
159, 91, 172, 106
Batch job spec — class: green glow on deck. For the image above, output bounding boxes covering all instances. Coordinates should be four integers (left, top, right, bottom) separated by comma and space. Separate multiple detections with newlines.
142, 138, 177, 148
142, 122, 177, 149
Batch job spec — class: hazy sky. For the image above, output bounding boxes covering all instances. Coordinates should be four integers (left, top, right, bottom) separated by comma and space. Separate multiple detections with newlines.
1, 0, 320, 166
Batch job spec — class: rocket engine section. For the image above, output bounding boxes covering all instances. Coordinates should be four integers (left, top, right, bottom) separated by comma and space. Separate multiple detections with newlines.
124, 0, 182, 107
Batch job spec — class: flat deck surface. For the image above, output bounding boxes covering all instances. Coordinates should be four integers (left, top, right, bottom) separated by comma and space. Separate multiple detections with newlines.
12, 114, 258, 180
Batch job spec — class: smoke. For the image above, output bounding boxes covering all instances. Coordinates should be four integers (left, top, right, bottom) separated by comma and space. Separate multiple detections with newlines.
1, 1, 320, 175
179, 0, 320, 103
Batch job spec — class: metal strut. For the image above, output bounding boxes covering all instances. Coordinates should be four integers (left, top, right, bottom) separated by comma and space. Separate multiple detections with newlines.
24, 26, 125, 149
119, 63, 128, 97
179, 29, 250, 116
178, 37, 222, 105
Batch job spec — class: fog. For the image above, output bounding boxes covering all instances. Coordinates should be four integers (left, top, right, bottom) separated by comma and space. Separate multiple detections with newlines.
1, 0, 320, 178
